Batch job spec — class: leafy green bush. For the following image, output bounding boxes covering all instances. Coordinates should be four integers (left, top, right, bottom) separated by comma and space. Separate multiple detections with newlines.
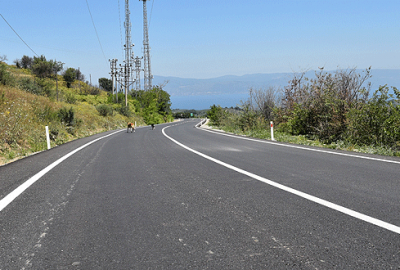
58, 107, 76, 126
346, 85, 400, 148
116, 105, 132, 117
275, 68, 371, 143
65, 92, 77, 104
96, 104, 113, 117
19, 77, 45, 96
207, 104, 224, 126
0, 63, 15, 86
33, 103, 58, 123
238, 103, 258, 132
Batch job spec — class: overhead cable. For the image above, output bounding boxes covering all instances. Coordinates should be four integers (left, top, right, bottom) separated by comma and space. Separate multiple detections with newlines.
149, 0, 155, 29
118, 0, 124, 59
1, 14, 39, 57
85, 0, 108, 65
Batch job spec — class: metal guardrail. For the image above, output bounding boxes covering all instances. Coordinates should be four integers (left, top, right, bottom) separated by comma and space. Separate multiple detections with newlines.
195, 118, 207, 128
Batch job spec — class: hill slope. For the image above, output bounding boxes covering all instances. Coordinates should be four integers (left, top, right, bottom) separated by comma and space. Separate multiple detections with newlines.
0, 63, 144, 165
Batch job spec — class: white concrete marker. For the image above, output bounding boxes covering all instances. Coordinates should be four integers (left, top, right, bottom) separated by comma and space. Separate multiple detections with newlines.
270, 121, 275, 141
45, 126, 51, 150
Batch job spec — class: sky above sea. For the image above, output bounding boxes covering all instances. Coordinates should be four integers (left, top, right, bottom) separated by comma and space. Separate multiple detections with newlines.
1, 0, 399, 86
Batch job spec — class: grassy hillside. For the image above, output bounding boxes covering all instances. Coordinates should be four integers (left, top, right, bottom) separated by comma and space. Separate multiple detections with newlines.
0, 63, 145, 165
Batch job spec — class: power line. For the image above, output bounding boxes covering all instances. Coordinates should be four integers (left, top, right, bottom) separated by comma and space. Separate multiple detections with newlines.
85, 0, 108, 65
118, 0, 124, 59
149, 0, 155, 29
1, 14, 39, 57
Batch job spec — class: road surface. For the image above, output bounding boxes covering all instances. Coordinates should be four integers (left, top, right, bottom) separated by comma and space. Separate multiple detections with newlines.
1, 119, 399, 269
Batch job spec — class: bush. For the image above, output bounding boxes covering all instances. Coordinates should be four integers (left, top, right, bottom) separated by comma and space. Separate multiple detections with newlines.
19, 77, 45, 96
33, 103, 58, 123
116, 105, 132, 117
0, 63, 15, 86
65, 92, 77, 104
276, 68, 371, 143
58, 107, 76, 126
238, 103, 259, 132
207, 104, 224, 126
96, 104, 113, 117
346, 85, 400, 148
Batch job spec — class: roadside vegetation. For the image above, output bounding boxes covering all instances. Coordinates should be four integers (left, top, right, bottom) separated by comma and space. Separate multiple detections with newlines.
0, 55, 173, 165
207, 68, 400, 157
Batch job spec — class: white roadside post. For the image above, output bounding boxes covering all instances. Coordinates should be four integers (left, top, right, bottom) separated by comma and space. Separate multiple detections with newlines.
45, 126, 51, 150
270, 121, 275, 141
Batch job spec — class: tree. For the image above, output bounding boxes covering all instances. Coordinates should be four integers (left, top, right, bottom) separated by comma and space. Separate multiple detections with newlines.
63, 68, 76, 88
75, 69, 85, 81
98, 77, 112, 91
0, 55, 7, 63
247, 86, 278, 121
31, 55, 57, 78
207, 104, 224, 126
21, 55, 33, 69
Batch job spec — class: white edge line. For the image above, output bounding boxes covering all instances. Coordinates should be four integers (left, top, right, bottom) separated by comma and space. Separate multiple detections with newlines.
162, 125, 400, 235
197, 124, 400, 165
0, 129, 124, 212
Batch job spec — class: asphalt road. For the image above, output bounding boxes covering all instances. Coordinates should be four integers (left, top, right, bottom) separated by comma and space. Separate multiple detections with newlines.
0, 119, 399, 269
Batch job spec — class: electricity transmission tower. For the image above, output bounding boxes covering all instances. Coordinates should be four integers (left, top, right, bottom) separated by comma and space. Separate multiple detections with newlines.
121, 0, 135, 107
140, 0, 152, 90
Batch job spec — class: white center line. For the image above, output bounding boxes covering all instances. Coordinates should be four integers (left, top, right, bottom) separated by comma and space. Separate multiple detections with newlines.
162, 125, 400, 235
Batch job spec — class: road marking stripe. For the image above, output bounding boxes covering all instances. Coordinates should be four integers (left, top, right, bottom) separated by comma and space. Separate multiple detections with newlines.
0, 130, 124, 212
198, 126, 400, 165
163, 126, 400, 235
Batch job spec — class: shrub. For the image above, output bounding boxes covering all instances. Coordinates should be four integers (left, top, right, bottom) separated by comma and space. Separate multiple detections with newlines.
58, 107, 76, 126
238, 103, 259, 132
207, 104, 224, 126
276, 68, 371, 143
96, 104, 113, 117
65, 92, 77, 104
0, 63, 16, 86
116, 105, 132, 117
33, 103, 58, 123
19, 77, 45, 96
346, 85, 400, 148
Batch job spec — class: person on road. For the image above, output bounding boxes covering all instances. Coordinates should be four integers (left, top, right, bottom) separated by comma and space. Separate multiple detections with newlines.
127, 122, 135, 133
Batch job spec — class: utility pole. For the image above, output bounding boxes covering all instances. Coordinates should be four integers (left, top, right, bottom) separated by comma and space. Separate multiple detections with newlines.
134, 56, 143, 90
78, 67, 81, 94
54, 61, 64, 102
140, 0, 152, 90
109, 59, 118, 102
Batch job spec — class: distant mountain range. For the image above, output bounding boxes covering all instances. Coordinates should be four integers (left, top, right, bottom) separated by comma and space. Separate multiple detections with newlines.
153, 69, 400, 97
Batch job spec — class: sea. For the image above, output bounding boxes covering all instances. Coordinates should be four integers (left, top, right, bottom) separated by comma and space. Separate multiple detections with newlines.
170, 93, 249, 110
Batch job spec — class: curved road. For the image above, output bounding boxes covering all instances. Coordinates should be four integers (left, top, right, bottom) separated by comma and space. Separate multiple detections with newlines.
1, 119, 399, 269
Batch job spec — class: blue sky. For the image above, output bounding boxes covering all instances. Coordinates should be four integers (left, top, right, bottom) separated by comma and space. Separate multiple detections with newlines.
1, 0, 399, 86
